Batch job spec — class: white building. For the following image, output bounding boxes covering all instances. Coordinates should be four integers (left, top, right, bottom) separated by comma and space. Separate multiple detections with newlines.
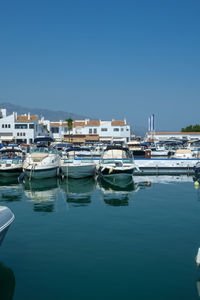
145, 132, 200, 141
14, 113, 48, 144
0, 109, 49, 144
50, 119, 131, 144
0, 109, 17, 142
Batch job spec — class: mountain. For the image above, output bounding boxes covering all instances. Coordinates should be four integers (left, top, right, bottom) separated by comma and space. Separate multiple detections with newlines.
0, 102, 87, 121
0, 102, 146, 136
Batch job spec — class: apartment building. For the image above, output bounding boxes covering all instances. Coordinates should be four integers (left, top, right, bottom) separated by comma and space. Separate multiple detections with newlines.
0, 109, 49, 144
50, 119, 131, 144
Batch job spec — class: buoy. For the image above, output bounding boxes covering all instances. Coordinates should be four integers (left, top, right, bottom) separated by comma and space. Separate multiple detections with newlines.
194, 181, 200, 189
196, 248, 200, 266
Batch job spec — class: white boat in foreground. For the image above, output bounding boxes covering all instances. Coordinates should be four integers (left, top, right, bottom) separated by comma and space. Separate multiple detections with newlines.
23, 146, 60, 179
61, 147, 96, 179
0, 206, 14, 245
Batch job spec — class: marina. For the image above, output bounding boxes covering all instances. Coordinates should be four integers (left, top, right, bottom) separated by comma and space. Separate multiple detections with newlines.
0, 115, 200, 300
1, 0, 200, 298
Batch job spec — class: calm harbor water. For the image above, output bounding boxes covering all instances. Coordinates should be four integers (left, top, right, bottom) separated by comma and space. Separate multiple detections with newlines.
0, 175, 200, 299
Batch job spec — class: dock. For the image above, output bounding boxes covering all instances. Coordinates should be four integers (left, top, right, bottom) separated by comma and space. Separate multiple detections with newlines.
134, 158, 200, 175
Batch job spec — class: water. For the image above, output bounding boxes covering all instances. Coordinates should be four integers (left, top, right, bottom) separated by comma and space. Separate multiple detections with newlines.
0, 175, 200, 300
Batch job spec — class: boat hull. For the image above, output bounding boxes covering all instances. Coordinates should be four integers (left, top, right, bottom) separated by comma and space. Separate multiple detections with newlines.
0, 167, 22, 175
61, 164, 96, 179
24, 166, 59, 179
98, 164, 134, 188
0, 206, 15, 246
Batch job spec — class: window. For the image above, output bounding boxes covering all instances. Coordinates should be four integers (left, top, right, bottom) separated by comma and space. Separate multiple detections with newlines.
121, 128, 124, 131
17, 132, 19, 136
29, 124, 34, 129
113, 128, 119, 132
101, 128, 107, 132
20, 133, 22, 136
23, 133, 25, 136
2, 124, 4, 128
94, 128, 97, 134
126, 128, 129, 131
5, 124, 7, 128
51, 127, 59, 134
15, 124, 28, 129
8, 124, 10, 128
89, 128, 92, 134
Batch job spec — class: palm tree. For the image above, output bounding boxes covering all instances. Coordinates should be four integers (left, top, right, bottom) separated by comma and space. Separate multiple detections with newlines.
66, 118, 73, 143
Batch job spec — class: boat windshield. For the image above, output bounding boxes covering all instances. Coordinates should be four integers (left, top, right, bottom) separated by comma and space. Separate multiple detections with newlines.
102, 149, 133, 163
0, 149, 23, 159
30, 147, 58, 154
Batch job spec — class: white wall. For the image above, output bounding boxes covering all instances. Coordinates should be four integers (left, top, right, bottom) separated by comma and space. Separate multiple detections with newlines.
0, 113, 15, 141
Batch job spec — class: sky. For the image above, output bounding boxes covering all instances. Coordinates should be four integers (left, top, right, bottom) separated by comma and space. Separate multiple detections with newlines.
0, 0, 200, 134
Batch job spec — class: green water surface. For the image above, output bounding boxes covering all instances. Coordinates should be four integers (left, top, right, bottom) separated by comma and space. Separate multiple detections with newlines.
0, 175, 200, 300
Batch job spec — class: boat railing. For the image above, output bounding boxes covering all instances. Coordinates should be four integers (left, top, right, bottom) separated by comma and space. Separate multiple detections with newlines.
0, 158, 23, 164
102, 158, 133, 164
62, 157, 94, 164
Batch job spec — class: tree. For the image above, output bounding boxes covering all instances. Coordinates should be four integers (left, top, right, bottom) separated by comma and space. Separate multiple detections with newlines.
181, 124, 200, 132
66, 118, 73, 143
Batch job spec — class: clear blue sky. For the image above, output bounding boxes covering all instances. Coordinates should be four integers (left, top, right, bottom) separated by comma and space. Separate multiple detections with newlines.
0, 0, 200, 133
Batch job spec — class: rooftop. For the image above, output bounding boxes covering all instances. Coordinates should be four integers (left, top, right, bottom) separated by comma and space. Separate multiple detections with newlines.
16, 115, 38, 122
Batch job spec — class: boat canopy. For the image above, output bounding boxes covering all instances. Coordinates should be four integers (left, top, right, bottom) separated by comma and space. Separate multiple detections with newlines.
103, 146, 132, 159
34, 137, 54, 143
0, 147, 23, 153
66, 147, 91, 152
105, 145, 130, 152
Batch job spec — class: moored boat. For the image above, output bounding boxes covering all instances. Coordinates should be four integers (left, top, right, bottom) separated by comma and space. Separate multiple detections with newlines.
97, 145, 135, 187
0, 146, 24, 175
61, 147, 96, 179
23, 139, 60, 179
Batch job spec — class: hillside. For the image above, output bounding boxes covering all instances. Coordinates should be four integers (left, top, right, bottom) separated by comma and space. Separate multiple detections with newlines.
0, 102, 87, 121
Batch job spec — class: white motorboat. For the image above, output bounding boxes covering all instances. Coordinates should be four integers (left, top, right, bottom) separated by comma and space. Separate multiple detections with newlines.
23, 146, 60, 179
0, 146, 24, 175
172, 148, 194, 159
0, 206, 15, 245
97, 146, 135, 187
61, 147, 96, 179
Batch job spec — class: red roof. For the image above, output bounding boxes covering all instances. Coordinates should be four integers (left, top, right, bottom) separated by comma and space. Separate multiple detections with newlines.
16, 115, 38, 122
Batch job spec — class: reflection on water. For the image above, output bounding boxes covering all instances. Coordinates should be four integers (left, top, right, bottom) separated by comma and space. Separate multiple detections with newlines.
98, 177, 139, 206
60, 177, 96, 207
0, 261, 15, 300
0, 174, 199, 300
23, 178, 60, 212
0, 176, 19, 186
99, 174, 134, 189
0, 176, 22, 203
134, 175, 194, 185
